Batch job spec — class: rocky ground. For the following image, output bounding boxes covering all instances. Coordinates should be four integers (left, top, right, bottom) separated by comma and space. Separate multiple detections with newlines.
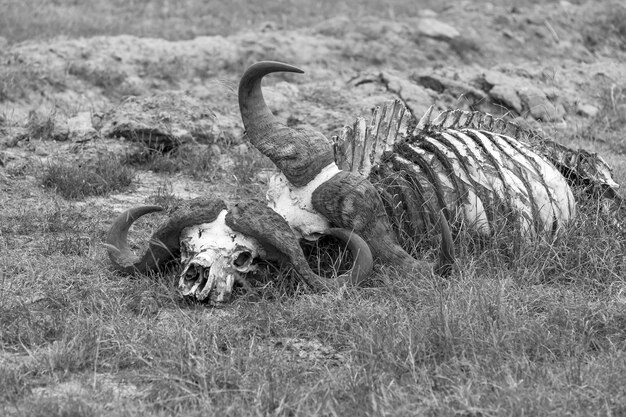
2, 1, 625, 198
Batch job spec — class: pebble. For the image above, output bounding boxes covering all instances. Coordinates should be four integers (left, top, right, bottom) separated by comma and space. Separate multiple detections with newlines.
576, 103, 600, 118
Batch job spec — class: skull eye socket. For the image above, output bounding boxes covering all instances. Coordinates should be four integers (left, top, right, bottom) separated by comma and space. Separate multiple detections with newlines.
185, 264, 201, 281
233, 251, 253, 267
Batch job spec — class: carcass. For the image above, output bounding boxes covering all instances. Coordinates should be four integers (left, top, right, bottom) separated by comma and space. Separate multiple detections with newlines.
106, 62, 454, 304
105, 60, 621, 304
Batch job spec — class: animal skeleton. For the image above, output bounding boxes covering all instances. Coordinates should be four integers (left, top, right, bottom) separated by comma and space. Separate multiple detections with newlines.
105, 61, 620, 304
335, 99, 620, 250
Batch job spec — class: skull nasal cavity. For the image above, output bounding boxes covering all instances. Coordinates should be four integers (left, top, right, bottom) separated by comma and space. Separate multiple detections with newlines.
234, 251, 252, 267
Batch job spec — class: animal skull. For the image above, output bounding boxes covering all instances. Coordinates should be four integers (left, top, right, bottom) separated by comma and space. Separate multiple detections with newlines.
105, 198, 374, 304
178, 210, 265, 303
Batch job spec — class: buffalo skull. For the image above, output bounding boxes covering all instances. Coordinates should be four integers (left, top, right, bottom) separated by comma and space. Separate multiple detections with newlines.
106, 198, 373, 304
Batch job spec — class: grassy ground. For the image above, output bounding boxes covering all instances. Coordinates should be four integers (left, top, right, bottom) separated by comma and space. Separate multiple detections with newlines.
0, 0, 443, 44
1, 0, 626, 416
2, 177, 626, 416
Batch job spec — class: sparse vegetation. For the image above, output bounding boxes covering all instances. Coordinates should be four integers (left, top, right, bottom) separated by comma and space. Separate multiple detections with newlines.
148, 182, 184, 213
68, 62, 132, 97
0, 53, 63, 102
586, 85, 626, 144
582, 1, 626, 52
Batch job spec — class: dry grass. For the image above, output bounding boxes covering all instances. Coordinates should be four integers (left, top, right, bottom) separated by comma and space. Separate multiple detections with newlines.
2, 139, 626, 416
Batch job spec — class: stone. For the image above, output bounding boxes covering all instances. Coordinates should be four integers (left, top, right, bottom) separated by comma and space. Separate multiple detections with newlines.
415, 18, 460, 40
100, 92, 223, 150
576, 102, 600, 118
490, 84, 524, 114
518, 85, 565, 122
67, 111, 98, 141
379, 71, 434, 118
481, 70, 564, 121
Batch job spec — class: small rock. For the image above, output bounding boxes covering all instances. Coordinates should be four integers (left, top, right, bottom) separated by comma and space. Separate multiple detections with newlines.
34, 146, 49, 156
233, 143, 249, 154
210, 144, 221, 155
313, 16, 351, 37
482, 70, 517, 88
255, 168, 276, 184
3, 127, 28, 146
380, 71, 434, 118
576, 102, 600, 118
489, 84, 524, 114
100, 92, 222, 150
502, 30, 525, 44
482, 70, 565, 121
518, 85, 565, 122
416, 18, 460, 40
50, 122, 70, 141
418, 9, 438, 18
258, 21, 279, 32
67, 111, 98, 141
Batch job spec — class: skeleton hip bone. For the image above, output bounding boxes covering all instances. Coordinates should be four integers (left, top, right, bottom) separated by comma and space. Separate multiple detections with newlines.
178, 210, 265, 304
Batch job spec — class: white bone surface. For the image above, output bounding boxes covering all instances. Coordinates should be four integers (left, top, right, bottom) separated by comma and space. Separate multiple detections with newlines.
178, 210, 264, 303
266, 163, 340, 240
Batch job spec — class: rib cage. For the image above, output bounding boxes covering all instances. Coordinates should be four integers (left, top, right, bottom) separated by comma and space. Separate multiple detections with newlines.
334, 100, 587, 248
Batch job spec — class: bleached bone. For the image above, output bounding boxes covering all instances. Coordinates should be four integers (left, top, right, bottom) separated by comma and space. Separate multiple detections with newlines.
106, 198, 374, 305
239, 62, 454, 276
334, 99, 409, 177
415, 105, 621, 202
266, 164, 339, 240
178, 210, 265, 303
107, 62, 623, 304
335, 100, 622, 252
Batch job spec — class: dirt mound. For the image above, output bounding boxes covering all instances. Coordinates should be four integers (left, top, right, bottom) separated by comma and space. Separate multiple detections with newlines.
1, 0, 625, 205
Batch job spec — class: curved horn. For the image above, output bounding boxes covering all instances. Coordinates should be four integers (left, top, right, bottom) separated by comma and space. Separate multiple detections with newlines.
435, 211, 455, 277
225, 200, 373, 289
238, 61, 335, 187
238, 61, 303, 134
323, 228, 374, 285
106, 206, 168, 274
106, 199, 227, 275
312, 171, 455, 276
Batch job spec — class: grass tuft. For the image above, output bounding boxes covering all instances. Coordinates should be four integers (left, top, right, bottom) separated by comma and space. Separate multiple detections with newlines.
22, 395, 96, 417
0, 365, 32, 403
41, 156, 134, 200
148, 183, 185, 213
122, 143, 221, 180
